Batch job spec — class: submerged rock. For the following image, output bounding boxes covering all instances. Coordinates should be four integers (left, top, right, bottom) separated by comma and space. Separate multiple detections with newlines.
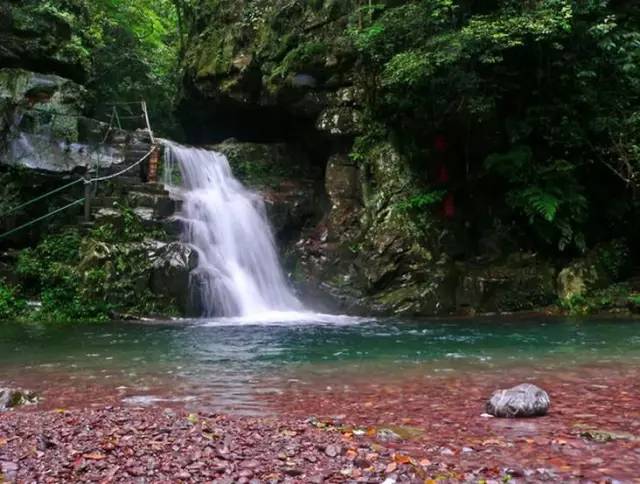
0, 388, 38, 411
486, 384, 550, 418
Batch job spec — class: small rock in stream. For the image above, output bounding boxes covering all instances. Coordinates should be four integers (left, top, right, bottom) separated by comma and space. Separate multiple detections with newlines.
486, 383, 550, 418
0, 388, 38, 411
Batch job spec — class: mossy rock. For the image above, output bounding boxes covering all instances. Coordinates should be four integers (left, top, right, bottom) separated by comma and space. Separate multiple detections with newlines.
0, 68, 88, 171
213, 139, 314, 185
180, 0, 360, 138
0, 2, 91, 82
457, 254, 557, 313
557, 239, 630, 302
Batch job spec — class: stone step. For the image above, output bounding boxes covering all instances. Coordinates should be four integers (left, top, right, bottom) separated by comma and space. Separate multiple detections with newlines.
91, 196, 120, 209
78, 220, 96, 230
111, 175, 144, 186
127, 192, 180, 218
131, 183, 170, 196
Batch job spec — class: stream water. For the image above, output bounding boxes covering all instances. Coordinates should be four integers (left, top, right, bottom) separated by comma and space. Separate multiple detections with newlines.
1, 317, 639, 414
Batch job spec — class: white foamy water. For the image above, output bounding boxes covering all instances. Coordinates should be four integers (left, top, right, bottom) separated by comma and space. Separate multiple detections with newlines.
163, 143, 361, 325
198, 311, 372, 327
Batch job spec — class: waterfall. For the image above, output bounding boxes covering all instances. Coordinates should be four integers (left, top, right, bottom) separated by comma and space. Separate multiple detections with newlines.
163, 143, 304, 318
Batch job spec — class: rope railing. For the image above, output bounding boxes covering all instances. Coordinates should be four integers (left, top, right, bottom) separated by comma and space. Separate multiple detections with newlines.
0, 146, 157, 217
0, 100, 158, 240
0, 178, 85, 219
0, 198, 86, 241
87, 146, 155, 184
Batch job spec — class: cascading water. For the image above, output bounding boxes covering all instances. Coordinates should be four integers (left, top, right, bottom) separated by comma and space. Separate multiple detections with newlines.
163, 143, 305, 319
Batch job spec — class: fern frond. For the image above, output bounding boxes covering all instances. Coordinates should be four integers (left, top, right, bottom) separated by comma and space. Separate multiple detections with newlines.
521, 187, 559, 222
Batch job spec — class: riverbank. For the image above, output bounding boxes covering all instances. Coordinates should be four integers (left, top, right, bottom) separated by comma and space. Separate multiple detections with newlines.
2, 366, 640, 482
1, 393, 639, 483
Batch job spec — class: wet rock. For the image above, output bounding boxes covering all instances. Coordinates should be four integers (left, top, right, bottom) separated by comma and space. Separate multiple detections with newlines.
291, 73, 318, 89
128, 191, 179, 220
284, 467, 303, 476
150, 242, 199, 312
36, 434, 57, 451
293, 142, 459, 317
0, 69, 91, 172
579, 428, 640, 442
558, 260, 607, 302
0, 387, 38, 411
325, 154, 361, 209
486, 384, 550, 418
179, 1, 357, 142
316, 107, 363, 136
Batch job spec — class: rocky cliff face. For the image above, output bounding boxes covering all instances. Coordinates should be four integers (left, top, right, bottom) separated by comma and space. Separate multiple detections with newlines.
179, 0, 363, 145
0, 0, 91, 83
178, 0, 560, 316
0, 2, 102, 172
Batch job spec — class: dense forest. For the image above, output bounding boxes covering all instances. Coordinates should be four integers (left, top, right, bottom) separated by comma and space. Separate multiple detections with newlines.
1, 0, 639, 321
3, 4, 640, 482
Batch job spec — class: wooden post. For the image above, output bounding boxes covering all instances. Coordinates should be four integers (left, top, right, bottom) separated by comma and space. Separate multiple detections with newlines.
84, 182, 91, 222
141, 101, 155, 144
147, 145, 159, 184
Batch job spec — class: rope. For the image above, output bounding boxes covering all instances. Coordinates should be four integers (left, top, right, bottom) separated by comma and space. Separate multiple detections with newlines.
0, 198, 85, 240
0, 98, 158, 238
0, 178, 85, 218
86, 147, 155, 184
0, 146, 156, 239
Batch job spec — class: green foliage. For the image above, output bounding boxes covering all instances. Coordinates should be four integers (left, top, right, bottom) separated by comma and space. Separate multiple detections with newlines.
15, 228, 110, 322
485, 146, 587, 251
628, 294, 640, 313
350, 124, 387, 164
561, 283, 634, 316
11, 207, 177, 323
232, 159, 290, 186
271, 41, 329, 79
17, 229, 83, 291
86, 0, 182, 135
10, 0, 96, 74
396, 189, 446, 212
347, 0, 640, 255
0, 171, 22, 218
0, 283, 26, 320
88, 205, 164, 242
11, 0, 183, 136
596, 239, 630, 281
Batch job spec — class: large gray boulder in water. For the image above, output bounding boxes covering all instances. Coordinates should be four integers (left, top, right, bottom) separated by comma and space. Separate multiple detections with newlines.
150, 242, 199, 312
486, 383, 550, 418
